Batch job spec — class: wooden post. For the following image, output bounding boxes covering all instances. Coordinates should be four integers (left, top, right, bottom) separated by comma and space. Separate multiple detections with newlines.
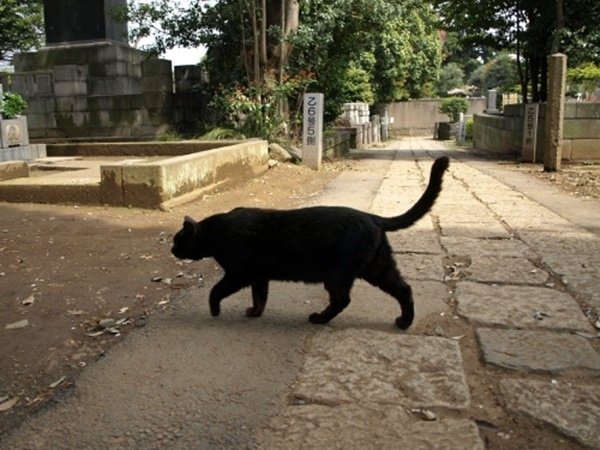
544, 53, 567, 172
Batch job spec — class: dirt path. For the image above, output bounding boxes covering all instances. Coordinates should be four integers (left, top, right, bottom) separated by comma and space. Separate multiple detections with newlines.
0, 161, 345, 437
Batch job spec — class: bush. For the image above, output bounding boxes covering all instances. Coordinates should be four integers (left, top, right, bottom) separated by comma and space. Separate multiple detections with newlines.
0, 92, 27, 119
439, 97, 469, 122
465, 118, 474, 141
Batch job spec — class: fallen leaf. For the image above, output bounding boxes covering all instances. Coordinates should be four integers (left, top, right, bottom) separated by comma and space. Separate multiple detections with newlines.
5, 319, 29, 330
0, 397, 18, 412
67, 309, 84, 316
86, 331, 104, 337
49, 376, 65, 389
118, 307, 129, 314
158, 300, 169, 306
21, 294, 35, 306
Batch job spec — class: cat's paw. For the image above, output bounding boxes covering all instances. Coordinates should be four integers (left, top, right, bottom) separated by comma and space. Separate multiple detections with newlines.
395, 315, 412, 330
308, 312, 328, 324
245, 307, 262, 318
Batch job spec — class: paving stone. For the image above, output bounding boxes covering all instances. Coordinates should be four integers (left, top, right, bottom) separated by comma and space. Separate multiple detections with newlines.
500, 379, 600, 449
477, 328, 600, 373
519, 231, 600, 309
439, 221, 510, 239
394, 253, 444, 281
466, 256, 548, 284
441, 236, 531, 258
258, 403, 484, 450
293, 329, 470, 409
456, 282, 594, 333
388, 230, 442, 255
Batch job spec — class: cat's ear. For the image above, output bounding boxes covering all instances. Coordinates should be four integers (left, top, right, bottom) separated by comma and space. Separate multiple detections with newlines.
183, 216, 197, 232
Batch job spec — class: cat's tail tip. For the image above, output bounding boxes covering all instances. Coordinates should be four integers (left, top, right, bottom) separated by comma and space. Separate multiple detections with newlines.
433, 156, 450, 173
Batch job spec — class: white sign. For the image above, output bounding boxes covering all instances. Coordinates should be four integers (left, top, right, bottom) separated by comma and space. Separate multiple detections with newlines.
522, 103, 539, 162
302, 93, 324, 170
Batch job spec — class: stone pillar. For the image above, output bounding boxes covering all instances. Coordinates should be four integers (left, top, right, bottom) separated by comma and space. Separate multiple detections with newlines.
43, 0, 128, 45
302, 93, 324, 170
544, 54, 567, 172
485, 89, 499, 113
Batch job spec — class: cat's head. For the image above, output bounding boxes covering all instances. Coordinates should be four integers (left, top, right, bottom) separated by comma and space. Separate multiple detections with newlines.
171, 216, 210, 260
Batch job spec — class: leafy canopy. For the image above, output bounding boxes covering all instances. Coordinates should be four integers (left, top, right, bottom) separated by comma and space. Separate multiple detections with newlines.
0, 0, 44, 63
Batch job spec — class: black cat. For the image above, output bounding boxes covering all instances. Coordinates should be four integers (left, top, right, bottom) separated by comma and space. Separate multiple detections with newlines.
172, 156, 449, 329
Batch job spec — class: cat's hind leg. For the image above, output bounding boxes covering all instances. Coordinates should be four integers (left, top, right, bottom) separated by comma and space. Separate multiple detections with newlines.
309, 281, 352, 325
209, 274, 246, 317
246, 279, 269, 317
363, 262, 414, 329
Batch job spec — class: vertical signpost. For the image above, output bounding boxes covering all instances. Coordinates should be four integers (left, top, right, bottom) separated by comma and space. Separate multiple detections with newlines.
302, 93, 324, 170
521, 103, 539, 162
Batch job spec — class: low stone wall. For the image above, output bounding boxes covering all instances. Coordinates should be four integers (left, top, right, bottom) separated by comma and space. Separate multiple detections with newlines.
380, 98, 486, 136
0, 139, 269, 209
47, 140, 238, 157
323, 130, 351, 159
333, 115, 381, 150
474, 103, 600, 161
101, 140, 269, 209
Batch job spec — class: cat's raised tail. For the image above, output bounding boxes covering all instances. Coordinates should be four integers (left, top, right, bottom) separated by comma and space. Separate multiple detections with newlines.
376, 156, 450, 232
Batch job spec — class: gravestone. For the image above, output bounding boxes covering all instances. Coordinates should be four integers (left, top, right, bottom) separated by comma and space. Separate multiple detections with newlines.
44, 0, 128, 45
6, 0, 176, 140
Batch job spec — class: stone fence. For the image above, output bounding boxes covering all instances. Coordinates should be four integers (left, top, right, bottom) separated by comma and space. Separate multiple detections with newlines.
473, 103, 600, 161
378, 98, 486, 136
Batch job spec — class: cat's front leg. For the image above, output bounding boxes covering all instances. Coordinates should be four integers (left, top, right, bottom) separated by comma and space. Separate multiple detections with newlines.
246, 279, 269, 317
209, 275, 245, 316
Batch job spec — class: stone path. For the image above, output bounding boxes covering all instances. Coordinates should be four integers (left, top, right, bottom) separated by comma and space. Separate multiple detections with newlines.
258, 139, 600, 449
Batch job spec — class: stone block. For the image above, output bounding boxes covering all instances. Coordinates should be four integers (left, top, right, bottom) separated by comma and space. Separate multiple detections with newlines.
258, 404, 484, 450
141, 59, 173, 77
564, 118, 600, 139
53, 65, 87, 82
0, 117, 29, 147
500, 379, 600, 448
477, 328, 600, 373
456, 282, 594, 332
0, 161, 29, 178
293, 328, 470, 409
54, 80, 87, 97
570, 139, 600, 160
466, 255, 548, 284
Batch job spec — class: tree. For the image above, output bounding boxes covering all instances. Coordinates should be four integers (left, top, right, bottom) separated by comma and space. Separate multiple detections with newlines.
433, 0, 600, 103
122, 0, 442, 128
0, 0, 44, 63
435, 62, 465, 96
290, 0, 441, 120
468, 54, 519, 96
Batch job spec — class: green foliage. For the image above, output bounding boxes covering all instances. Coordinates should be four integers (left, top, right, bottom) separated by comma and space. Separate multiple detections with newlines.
290, 0, 441, 120
433, 0, 600, 102
436, 62, 465, 97
0, 92, 28, 119
465, 118, 474, 141
210, 71, 315, 140
198, 127, 246, 140
568, 63, 600, 82
439, 97, 469, 122
0, 0, 44, 63
568, 62, 600, 96
468, 54, 519, 95
156, 131, 183, 141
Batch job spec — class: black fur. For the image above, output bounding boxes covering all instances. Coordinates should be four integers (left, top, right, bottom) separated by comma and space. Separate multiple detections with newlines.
172, 156, 449, 329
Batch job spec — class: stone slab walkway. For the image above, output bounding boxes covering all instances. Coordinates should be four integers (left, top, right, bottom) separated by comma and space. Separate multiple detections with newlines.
259, 138, 600, 449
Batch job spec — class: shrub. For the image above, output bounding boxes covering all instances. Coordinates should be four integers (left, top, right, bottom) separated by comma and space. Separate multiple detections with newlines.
439, 96, 469, 122
1, 92, 27, 119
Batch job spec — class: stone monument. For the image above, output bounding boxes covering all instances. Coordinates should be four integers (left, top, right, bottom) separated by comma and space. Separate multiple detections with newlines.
0, 0, 181, 140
